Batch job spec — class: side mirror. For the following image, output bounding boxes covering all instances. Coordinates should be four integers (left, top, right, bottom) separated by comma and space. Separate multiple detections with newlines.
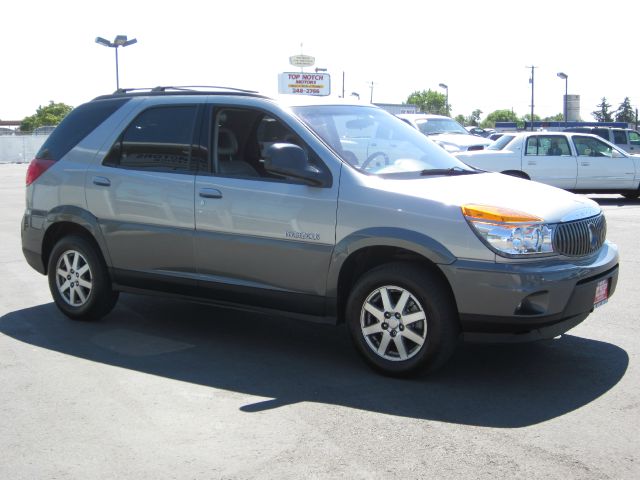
264, 143, 329, 186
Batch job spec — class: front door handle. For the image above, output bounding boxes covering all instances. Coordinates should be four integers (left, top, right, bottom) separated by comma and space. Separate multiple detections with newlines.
199, 188, 223, 199
92, 176, 111, 187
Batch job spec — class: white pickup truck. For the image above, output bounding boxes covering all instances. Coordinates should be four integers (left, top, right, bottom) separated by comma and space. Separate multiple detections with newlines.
456, 131, 640, 199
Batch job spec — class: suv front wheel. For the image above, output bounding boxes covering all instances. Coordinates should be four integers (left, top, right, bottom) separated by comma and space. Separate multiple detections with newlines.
346, 262, 459, 376
47, 235, 119, 320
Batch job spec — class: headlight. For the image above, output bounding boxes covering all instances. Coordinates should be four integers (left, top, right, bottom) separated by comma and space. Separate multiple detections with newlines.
462, 204, 556, 257
439, 142, 462, 153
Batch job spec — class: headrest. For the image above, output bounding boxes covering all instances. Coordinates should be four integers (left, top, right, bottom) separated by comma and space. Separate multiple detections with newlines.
218, 128, 238, 155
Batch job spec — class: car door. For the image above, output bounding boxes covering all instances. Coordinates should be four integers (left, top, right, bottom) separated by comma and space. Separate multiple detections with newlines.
193, 106, 339, 316
85, 104, 200, 292
572, 135, 636, 190
627, 130, 640, 154
522, 135, 577, 189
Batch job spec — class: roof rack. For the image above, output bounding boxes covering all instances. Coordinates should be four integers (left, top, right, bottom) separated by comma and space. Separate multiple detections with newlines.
93, 85, 267, 101
113, 85, 259, 94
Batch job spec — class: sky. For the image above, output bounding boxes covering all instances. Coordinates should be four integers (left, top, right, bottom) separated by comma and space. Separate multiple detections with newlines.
2, 0, 639, 123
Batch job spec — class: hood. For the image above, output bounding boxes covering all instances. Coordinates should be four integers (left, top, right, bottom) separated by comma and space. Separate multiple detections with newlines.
366, 172, 601, 223
431, 133, 493, 148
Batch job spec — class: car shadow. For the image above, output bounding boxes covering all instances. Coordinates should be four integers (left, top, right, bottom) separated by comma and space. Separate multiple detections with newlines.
0, 294, 628, 428
589, 195, 640, 207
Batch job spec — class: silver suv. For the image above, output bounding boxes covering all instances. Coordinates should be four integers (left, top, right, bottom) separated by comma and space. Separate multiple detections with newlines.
21, 87, 619, 376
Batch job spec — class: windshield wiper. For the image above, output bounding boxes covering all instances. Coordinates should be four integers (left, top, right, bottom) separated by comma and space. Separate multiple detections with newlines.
420, 167, 479, 176
424, 131, 447, 135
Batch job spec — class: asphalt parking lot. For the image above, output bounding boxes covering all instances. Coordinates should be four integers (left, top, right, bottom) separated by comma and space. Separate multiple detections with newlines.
1, 163, 638, 479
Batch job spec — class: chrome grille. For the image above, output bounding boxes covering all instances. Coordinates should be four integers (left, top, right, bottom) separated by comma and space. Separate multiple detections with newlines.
554, 214, 607, 257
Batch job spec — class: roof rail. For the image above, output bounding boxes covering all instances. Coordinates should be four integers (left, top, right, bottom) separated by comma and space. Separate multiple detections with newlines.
112, 85, 259, 94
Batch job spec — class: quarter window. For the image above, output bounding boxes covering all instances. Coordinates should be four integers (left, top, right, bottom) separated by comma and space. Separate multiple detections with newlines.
629, 131, 640, 146
104, 106, 197, 172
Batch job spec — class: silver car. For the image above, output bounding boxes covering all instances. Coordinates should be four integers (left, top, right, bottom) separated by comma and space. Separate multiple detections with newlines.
21, 87, 619, 376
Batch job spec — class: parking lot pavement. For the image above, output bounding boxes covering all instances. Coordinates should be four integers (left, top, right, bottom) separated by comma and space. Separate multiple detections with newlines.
1, 163, 639, 479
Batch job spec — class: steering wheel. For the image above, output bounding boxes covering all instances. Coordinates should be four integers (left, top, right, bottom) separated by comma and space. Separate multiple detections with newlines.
360, 151, 390, 170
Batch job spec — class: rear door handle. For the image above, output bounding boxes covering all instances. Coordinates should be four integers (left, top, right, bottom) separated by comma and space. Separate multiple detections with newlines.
199, 188, 223, 199
92, 176, 111, 187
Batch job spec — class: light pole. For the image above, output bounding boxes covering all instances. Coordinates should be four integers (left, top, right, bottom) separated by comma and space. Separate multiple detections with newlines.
438, 83, 449, 116
95, 35, 138, 91
557, 72, 568, 124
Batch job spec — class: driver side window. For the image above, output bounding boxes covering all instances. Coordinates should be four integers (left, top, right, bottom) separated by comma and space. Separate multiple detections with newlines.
572, 136, 612, 157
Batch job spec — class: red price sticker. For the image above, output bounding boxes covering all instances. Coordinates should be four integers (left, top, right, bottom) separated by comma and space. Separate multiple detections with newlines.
593, 279, 609, 308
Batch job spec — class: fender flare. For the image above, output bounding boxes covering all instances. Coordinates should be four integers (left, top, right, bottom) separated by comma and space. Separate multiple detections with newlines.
325, 227, 456, 298
43, 205, 113, 268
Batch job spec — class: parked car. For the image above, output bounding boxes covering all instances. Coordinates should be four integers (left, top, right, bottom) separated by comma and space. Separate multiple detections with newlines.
22, 88, 619, 376
396, 113, 492, 153
456, 131, 640, 199
563, 126, 640, 155
466, 126, 496, 138
33, 125, 56, 135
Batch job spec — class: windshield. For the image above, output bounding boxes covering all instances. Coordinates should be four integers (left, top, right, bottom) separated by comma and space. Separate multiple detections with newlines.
487, 134, 516, 150
415, 118, 469, 135
292, 105, 476, 176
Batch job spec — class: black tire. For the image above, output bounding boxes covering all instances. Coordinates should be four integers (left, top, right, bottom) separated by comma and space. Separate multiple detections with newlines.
502, 170, 530, 180
47, 235, 118, 321
346, 262, 459, 376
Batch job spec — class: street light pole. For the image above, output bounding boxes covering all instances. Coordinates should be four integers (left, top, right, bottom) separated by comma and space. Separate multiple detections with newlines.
526, 66, 537, 131
557, 72, 568, 124
95, 35, 138, 91
438, 83, 449, 116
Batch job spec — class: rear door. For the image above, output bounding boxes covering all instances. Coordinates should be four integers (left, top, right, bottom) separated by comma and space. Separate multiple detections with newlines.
86, 103, 200, 292
522, 134, 577, 189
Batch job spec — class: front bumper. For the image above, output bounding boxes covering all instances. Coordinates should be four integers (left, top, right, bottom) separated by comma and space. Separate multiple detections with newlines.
440, 241, 619, 342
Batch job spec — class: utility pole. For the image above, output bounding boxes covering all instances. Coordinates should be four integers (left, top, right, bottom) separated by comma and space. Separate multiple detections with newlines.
526, 65, 537, 131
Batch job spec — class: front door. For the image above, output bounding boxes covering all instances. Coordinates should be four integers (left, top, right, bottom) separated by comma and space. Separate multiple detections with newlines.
572, 135, 636, 190
194, 107, 339, 316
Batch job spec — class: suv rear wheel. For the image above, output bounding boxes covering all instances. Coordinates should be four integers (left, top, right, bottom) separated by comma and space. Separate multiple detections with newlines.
47, 235, 118, 320
346, 262, 459, 376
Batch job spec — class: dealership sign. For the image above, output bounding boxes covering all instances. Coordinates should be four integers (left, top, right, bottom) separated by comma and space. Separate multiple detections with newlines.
289, 54, 315, 67
278, 72, 331, 96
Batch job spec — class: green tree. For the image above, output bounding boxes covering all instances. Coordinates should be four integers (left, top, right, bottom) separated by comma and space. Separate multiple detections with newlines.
454, 114, 466, 125
591, 97, 613, 122
542, 113, 565, 122
480, 109, 519, 128
615, 97, 635, 123
406, 90, 447, 115
20, 101, 73, 132
465, 109, 482, 126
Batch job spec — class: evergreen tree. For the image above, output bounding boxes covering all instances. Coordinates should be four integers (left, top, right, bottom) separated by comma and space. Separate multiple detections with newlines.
615, 97, 635, 123
592, 98, 613, 122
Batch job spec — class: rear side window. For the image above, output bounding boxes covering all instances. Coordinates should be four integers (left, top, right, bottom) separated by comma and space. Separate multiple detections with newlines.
104, 106, 198, 173
36, 98, 129, 161
593, 128, 610, 141
613, 130, 627, 144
